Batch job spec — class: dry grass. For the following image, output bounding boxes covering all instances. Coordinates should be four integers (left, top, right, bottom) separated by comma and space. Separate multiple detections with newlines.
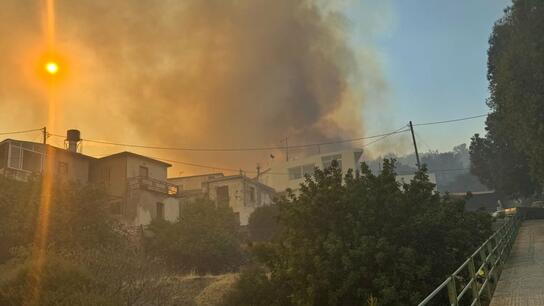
165, 272, 238, 306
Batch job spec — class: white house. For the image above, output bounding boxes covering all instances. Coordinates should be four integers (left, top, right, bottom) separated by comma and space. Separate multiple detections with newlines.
258, 149, 364, 192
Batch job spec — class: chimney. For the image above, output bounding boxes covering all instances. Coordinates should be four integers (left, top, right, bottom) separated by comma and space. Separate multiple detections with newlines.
65, 129, 81, 153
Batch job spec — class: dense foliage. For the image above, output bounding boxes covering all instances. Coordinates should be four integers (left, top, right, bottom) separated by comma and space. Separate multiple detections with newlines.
226, 160, 493, 306
471, 0, 544, 193
0, 177, 177, 305
0, 177, 119, 264
144, 198, 244, 274
247, 205, 280, 242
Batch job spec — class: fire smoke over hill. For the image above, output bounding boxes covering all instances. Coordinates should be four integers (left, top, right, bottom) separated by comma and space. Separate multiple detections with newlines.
0, 0, 387, 174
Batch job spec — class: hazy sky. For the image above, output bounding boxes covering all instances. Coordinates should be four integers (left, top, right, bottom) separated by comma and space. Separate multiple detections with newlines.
0, 0, 514, 175
348, 0, 511, 153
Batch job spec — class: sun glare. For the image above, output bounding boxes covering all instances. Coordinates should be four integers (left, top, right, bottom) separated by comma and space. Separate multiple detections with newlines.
45, 61, 59, 75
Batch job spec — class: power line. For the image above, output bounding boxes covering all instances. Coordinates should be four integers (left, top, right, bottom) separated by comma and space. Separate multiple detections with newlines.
413, 114, 487, 127
0, 128, 43, 136
361, 125, 409, 148
49, 128, 411, 152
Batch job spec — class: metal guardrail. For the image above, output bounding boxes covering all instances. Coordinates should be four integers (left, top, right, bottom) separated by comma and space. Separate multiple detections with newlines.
418, 213, 521, 306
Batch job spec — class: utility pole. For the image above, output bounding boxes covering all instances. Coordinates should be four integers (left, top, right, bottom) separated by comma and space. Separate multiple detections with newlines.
409, 121, 421, 170
42, 127, 47, 144
281, 136, 289, 162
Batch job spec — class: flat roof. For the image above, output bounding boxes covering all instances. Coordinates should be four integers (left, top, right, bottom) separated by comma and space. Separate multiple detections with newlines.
97, 151, 171, 167
207, 174, 276, 193
168, 172, 224, 180
1, 138, 96, 160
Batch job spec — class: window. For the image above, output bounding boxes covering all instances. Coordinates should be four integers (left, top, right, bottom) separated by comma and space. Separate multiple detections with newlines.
288, 166, 302, 180
57, 161, 69, 175
139, 166, 149, 177
103, 167, 111, 186
302, 164, 315, 176
156, 202, 164, 220
216, 186, 229, 206
9, 145, 21, 169
22, 150, 42, 172
249, 186, 256, 202
322, 154, 342, 170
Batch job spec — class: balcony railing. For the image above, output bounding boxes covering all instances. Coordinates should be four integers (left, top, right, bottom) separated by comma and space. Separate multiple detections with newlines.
128, 176, 178, 196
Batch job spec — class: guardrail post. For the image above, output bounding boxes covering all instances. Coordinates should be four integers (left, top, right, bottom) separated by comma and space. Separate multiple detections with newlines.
468, 257, 481, 306
447, 277, 458, 306
479, 248, 492, 299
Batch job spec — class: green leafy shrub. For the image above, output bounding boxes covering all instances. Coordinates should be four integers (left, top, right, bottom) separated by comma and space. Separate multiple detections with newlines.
145, 198, 244, 274
247, 205, 280, 242
225, 160, 493, 305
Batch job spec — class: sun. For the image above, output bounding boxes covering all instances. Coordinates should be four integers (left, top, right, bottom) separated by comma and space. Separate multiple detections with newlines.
44, 61, 59, 75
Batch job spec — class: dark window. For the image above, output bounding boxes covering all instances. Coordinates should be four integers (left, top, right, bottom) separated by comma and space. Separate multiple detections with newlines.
216, 186, 229, 206
22, 150, 42, 172
58, 161, 69, 175
322, 154, 342, 170
156, 202, 164, 220
103, 167, 111, 186
139, 166, 149, 177
9, 145, 21, 169
249, 186, 255, 202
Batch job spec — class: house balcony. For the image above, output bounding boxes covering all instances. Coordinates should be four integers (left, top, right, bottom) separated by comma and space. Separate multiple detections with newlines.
127, 176, 179, 196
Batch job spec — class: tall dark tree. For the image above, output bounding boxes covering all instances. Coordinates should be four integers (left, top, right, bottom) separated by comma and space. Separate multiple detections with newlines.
470, 114, 537, 197
485, 0, 544, 185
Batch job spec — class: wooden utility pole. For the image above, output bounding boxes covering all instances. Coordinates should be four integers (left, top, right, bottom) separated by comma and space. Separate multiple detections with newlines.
281, 136, 289, 162
409, 121, 421, 170
42, 127, 47, 144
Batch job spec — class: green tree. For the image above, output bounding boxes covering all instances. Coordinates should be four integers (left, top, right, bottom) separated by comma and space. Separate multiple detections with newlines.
227, 160, 492, 306
485, 0, 544, 185
0, 177, 121, 263
247, 205, 280, 242
145, 198, 243, 274
470, 114, 538, 197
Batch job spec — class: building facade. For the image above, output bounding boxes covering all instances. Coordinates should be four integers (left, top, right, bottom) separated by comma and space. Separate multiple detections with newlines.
90, 152, 180, 226
1, 133, 181, 227
258, 149, 364, 192
169, 173, 276, 226
0, 139, 93, 184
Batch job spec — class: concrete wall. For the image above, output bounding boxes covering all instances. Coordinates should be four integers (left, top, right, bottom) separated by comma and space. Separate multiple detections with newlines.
169, 173, 223, 191
208, 177, 275, 225
126, 155, 167, 181
131, 190, 180, 226
90, 155, 127, 198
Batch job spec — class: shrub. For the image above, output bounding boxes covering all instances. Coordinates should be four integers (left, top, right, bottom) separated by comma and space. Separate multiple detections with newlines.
145, 198, 244, 274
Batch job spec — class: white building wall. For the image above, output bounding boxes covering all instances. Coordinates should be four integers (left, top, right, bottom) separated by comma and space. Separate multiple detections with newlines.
207, 177, 275, 226
168, 173, 223, 191
261, 149, 364, 192
126, 156, 167, 180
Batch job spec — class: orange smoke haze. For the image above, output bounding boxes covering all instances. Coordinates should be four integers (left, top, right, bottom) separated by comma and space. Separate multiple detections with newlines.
0, 0, 388, 175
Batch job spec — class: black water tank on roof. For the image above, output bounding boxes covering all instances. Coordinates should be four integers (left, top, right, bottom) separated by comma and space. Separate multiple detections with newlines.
67, 129, 81, 142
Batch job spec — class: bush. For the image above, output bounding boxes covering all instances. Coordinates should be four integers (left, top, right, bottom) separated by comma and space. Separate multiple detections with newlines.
145, 198, 244, 274
226, 160, 493, 305
221, 265, 290, 306
247, 205, 280, 242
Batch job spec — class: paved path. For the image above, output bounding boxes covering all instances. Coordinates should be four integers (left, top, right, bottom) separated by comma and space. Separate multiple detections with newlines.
490, 220, 544, 306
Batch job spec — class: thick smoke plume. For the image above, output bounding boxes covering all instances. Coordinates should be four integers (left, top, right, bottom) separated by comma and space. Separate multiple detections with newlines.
0, 0, 382, 174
